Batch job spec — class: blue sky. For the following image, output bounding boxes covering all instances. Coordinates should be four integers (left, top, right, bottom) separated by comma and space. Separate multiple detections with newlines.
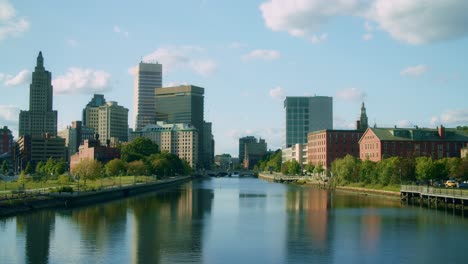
1, 0, 468, 156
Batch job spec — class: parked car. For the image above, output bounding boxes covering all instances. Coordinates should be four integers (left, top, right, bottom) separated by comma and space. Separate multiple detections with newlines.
445, 179, 458, 188
458, 181, 468, 189
432, 181, 444, 187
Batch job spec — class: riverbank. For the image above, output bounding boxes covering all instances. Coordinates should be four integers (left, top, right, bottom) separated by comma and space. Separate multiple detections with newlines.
0, 176, 191, 217
258, 172, 400, 199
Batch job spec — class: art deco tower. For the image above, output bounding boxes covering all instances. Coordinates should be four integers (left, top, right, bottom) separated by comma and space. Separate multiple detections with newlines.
19, 52, 58, 137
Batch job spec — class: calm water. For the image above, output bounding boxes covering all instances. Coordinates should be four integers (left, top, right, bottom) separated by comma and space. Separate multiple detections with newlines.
1, 177, 468, 264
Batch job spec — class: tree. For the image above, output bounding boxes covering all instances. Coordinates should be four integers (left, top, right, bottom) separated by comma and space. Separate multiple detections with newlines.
415, 157, 435, 181
71, 158, 102, 185
281, 161, 290, 175
121, 137, 159, 162
24, 162, 33, 175
1, 160, 8, 175
126, 160, 147, 176
105, 158, 126, 176
313, 163, 325, 176
331, 155, 360, 184
359, 159, 376, 184
288, 160, 301, 175
53, 160, 67, 176
304, 162, 315, 174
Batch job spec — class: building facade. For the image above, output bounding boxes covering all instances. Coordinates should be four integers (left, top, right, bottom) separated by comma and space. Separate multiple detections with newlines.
461, 144, 468, 158
359, 126, 468, 162
19, 52, 58, 137
133, 62, 162, 131
0, 126, 14, 171
17, 134, 66, 170
202, 121, 214, 169
239, 136, 257, 165
284, 96, 333, 148
70, 138, 121, 171
282, 143, 308, 166
83, 95, 128, 144
129, 122, 199, 168
155, 85, 205, 167
242, 137, 267, 169
58, 121, 95, 159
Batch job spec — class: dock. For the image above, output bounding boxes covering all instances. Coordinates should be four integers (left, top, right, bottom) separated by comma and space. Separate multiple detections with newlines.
400, 185, 468, 210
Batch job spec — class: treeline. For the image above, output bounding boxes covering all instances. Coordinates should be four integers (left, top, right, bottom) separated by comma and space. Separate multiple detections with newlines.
253, 149, 282, 172
71, 137, 192, 183
331, 155, 468, 186
253, 149, 326, 176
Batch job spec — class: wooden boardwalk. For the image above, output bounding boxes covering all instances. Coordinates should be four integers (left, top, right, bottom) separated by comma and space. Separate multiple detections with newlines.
400, 185, 468, 209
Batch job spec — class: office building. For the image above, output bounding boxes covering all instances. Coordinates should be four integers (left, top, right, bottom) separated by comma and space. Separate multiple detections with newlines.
17, 134, 66, 169
133, 62, 162, 131
282, 143, 308, 166
359, 125, 468, 162
83, 94, 129, 144
129, 122, 198, 168
155, 85, 205, 167
58, 121, 95, 158
284, 96, 332, 148
19, 52, 57, 137
243, 137, 267, 169
239, 136, 257, 165
0, 126, 14, 170
202, 121, 214, 169
70, 138, 120, 172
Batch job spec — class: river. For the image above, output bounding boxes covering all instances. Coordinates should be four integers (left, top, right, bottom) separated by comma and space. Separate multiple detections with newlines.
1, 177, 467, 264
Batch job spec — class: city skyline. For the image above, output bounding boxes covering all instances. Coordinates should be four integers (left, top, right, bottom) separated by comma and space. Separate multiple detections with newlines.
1, 0, 468, 156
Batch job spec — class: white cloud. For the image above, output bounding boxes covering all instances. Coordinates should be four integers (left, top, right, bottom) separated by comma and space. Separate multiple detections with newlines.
226, 127, 282, 151
228, 42, 247, 49
269, 86, 285, 100
0, 105, 20, 127
52, 68, 111, 95
260, 0, 468, 45
0, 0, 29, 41
113, 25, 129, 37
363, 33, 373, 41
430, 109, 468, 126
336, 87, 367, 102
310, 33, 328, 44
400, 64, 428, 77
364, 21, 373, 31
334, 116, 356, 130
139, 46, 217, 77
4, 69, 30, 86
242, 49, 281, 61
397, 120, 414, 128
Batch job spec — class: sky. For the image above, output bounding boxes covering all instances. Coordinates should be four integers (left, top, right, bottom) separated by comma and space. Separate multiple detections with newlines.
1, 0, 468, 157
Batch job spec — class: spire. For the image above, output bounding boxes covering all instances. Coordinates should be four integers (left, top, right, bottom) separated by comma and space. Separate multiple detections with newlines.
359, 101, 368, 131
36, 51, 44, 69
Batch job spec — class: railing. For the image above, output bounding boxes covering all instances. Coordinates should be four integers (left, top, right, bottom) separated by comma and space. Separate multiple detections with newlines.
401, 185, 468, 199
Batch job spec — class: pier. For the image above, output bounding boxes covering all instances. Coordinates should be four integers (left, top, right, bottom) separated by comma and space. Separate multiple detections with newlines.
400, 185, 468, 210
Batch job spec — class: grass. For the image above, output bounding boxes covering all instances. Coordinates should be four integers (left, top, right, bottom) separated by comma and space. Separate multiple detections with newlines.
0, 175, 158, 194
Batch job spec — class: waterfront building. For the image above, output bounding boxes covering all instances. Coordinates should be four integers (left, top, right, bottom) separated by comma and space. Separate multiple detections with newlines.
215, 154, 235, 170
155, 85, 205, 167
19, 52, 57, 137
282, 143, 308, 166
359, 125, 468, 162
83, 94, 129, 144
133, 62, 162, 131
242, 137, 267, 169
307, 102, 368, 168
462, 144, 468, 158
129, 122, 198, 168
284, 96, 332, 149
70, 138, 120, 172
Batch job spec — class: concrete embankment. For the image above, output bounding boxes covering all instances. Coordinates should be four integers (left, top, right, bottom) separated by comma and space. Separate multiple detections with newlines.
0, 176, 191, 217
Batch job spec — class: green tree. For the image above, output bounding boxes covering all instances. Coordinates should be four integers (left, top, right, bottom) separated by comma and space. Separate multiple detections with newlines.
71, 158, 102, 185
44, 157, 56, 176
121, 137, 159, 162
281, 161, 290, 175
24, 162, 33, 175
415, 157, 435, 182
53, 160, 67, 176
105, 158, 126, 176
359, 159, 376, 184
313, 163, 325, 176
331, 155, 360, 184
126, 160, 147, 176
288, 160, 301, 175
1, 160, 8, 174
304, 162, 315, 174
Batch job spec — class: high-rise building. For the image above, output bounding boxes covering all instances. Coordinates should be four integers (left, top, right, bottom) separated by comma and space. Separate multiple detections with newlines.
243, 137, 267, 169
83, 95, 129, 144
58, 121, 95, 159
284, 96, 333, 148
0, 126, 14, 170
239, 136, 257, 165
155, 85, 205, 167
129, 122, 199, 168
19, 52, 58, 137
133, 62, 162, 131
17, 52, 65, 169
202, 121, 214, 169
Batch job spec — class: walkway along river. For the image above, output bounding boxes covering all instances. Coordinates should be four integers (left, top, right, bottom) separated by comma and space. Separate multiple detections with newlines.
1, 176, 468, 263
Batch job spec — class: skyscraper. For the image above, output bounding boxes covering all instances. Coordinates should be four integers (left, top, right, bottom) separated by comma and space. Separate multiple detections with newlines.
155, 85, 205, 167
284, 96, 333, 148
19, 52, 58, 137
239, 136, 257, 165
133, 62, 162, 131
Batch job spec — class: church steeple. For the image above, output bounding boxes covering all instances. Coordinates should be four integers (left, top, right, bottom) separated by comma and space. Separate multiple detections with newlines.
36, 51, 44, 69
359, 102, 368, 131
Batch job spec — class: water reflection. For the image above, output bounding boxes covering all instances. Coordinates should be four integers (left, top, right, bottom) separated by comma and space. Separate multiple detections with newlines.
16, 211, 55, 264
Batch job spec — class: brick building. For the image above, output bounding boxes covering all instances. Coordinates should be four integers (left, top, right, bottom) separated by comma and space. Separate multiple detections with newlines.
359, 126, 468, 162
69, 138, 120, 171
